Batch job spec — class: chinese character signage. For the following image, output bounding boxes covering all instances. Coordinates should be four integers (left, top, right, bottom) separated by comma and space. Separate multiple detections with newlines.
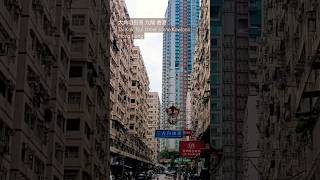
117, 18, 191, 39
179, 140, 205, 158
183, 129, 192, 136
154, 130, 184, 138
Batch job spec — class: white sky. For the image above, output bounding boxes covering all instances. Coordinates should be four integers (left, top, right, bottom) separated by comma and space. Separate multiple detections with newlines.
125, 0, 168, 100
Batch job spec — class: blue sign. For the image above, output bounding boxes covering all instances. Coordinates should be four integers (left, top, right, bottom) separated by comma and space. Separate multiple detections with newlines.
155, 130, 184, 138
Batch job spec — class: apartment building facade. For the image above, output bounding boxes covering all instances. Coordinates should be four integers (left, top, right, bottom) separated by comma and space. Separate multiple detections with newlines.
147, 92, 160, 163
129, 46, 150, 141
189, 0, 211, 177
210, 0, 250, 179
65, 0, 110, 179
0, 0, 111, 179
9, 0, 70, 179
161, 0, 200, 151
0, 0, 21, 179
109, 0, 153, 174
257, 0, 320, 179
243, 0, 261, 179
190, 0, 210, 140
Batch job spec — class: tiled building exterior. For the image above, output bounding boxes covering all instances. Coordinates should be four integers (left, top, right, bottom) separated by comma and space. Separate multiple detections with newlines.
243, 0, 261, 179
129, 46, 150, 141
109, 0, 134, 161
190, 0, 210, 140
0, 0, 111, 179
109, 0, 153, 172
147, 92, 160, 163
0, 0, 21, 179
210, 0, 250, 179
65, 0, 110, 179
257, 0, 320, 179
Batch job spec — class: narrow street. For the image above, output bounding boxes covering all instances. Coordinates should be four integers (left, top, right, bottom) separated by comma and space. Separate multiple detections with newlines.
153, 174, 174, 180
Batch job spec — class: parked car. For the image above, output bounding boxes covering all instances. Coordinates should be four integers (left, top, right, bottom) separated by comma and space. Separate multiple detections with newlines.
135, 172, 147, 180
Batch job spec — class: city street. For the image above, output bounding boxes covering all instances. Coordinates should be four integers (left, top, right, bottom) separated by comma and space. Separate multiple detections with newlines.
151, 174, 188, 180
1, 0, 320, 179
153, 174, 174, 180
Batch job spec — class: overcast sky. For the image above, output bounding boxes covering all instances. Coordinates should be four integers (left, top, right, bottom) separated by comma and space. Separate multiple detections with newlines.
125, 0, 168, 100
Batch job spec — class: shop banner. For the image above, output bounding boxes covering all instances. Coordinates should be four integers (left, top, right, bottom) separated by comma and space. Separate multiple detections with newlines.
179, 140, 205, 158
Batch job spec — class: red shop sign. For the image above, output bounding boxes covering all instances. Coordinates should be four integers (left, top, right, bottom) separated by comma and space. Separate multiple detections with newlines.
179, 140, 206, 158
184, 130, 192, 136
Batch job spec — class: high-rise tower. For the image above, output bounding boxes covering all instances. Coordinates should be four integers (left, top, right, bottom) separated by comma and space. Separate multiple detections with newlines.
161, 0, 200, 151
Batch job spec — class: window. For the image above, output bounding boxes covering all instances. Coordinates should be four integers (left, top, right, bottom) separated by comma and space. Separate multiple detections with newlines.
65, 146, 79, 158
89, 19, 95, 35
64, 170, 78, 180
86, 96, 92, 113
66, 119, 80, 131
72, 15, 85, 26
83, 149, 90, 164
4, 0, 19, 22
112, 120, 116, 129
91, 0, 96, 8
0, 72, 13, 103
131, 99, 135, 103
212, 87, 219, 97
129, 124, 134, 130
308, 11, 316, 32
43, 15, 51, 36
56, 111, 65, 131
224, 72, 233, 83
62, 17, 70, 37
239, 19, 248, 30
58, 80, 67, 102
0, 122, 10, 155
55, 143, 63, 163
60, 48, 69, 73
24, 104, 35, 130
84, 123, 91, 140
21, 142, 26, 161
33, 156, 45, 175
69, 66, 83, 77
68, 92, 81, 104
71, 38, 85, 52
0, 74, 7, 97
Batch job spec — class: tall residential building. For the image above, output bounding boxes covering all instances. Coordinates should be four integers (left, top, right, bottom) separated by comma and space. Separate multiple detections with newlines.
257, 0, 320, 179
210, 0, 250, 179
1, 0, 111, 179
147, 92, 160, 163
191, 0, 210, 140
109, 0, 153, 173
7, 0, 70, 179
129, 46, 150, 141
189, 0, 211, 176
186, 92, 192, 130
0, 0, 21, 179
243, 0, 261, 179
109, 0, 134, 170
65, 0, 110, 179
161, 0, 200, 151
